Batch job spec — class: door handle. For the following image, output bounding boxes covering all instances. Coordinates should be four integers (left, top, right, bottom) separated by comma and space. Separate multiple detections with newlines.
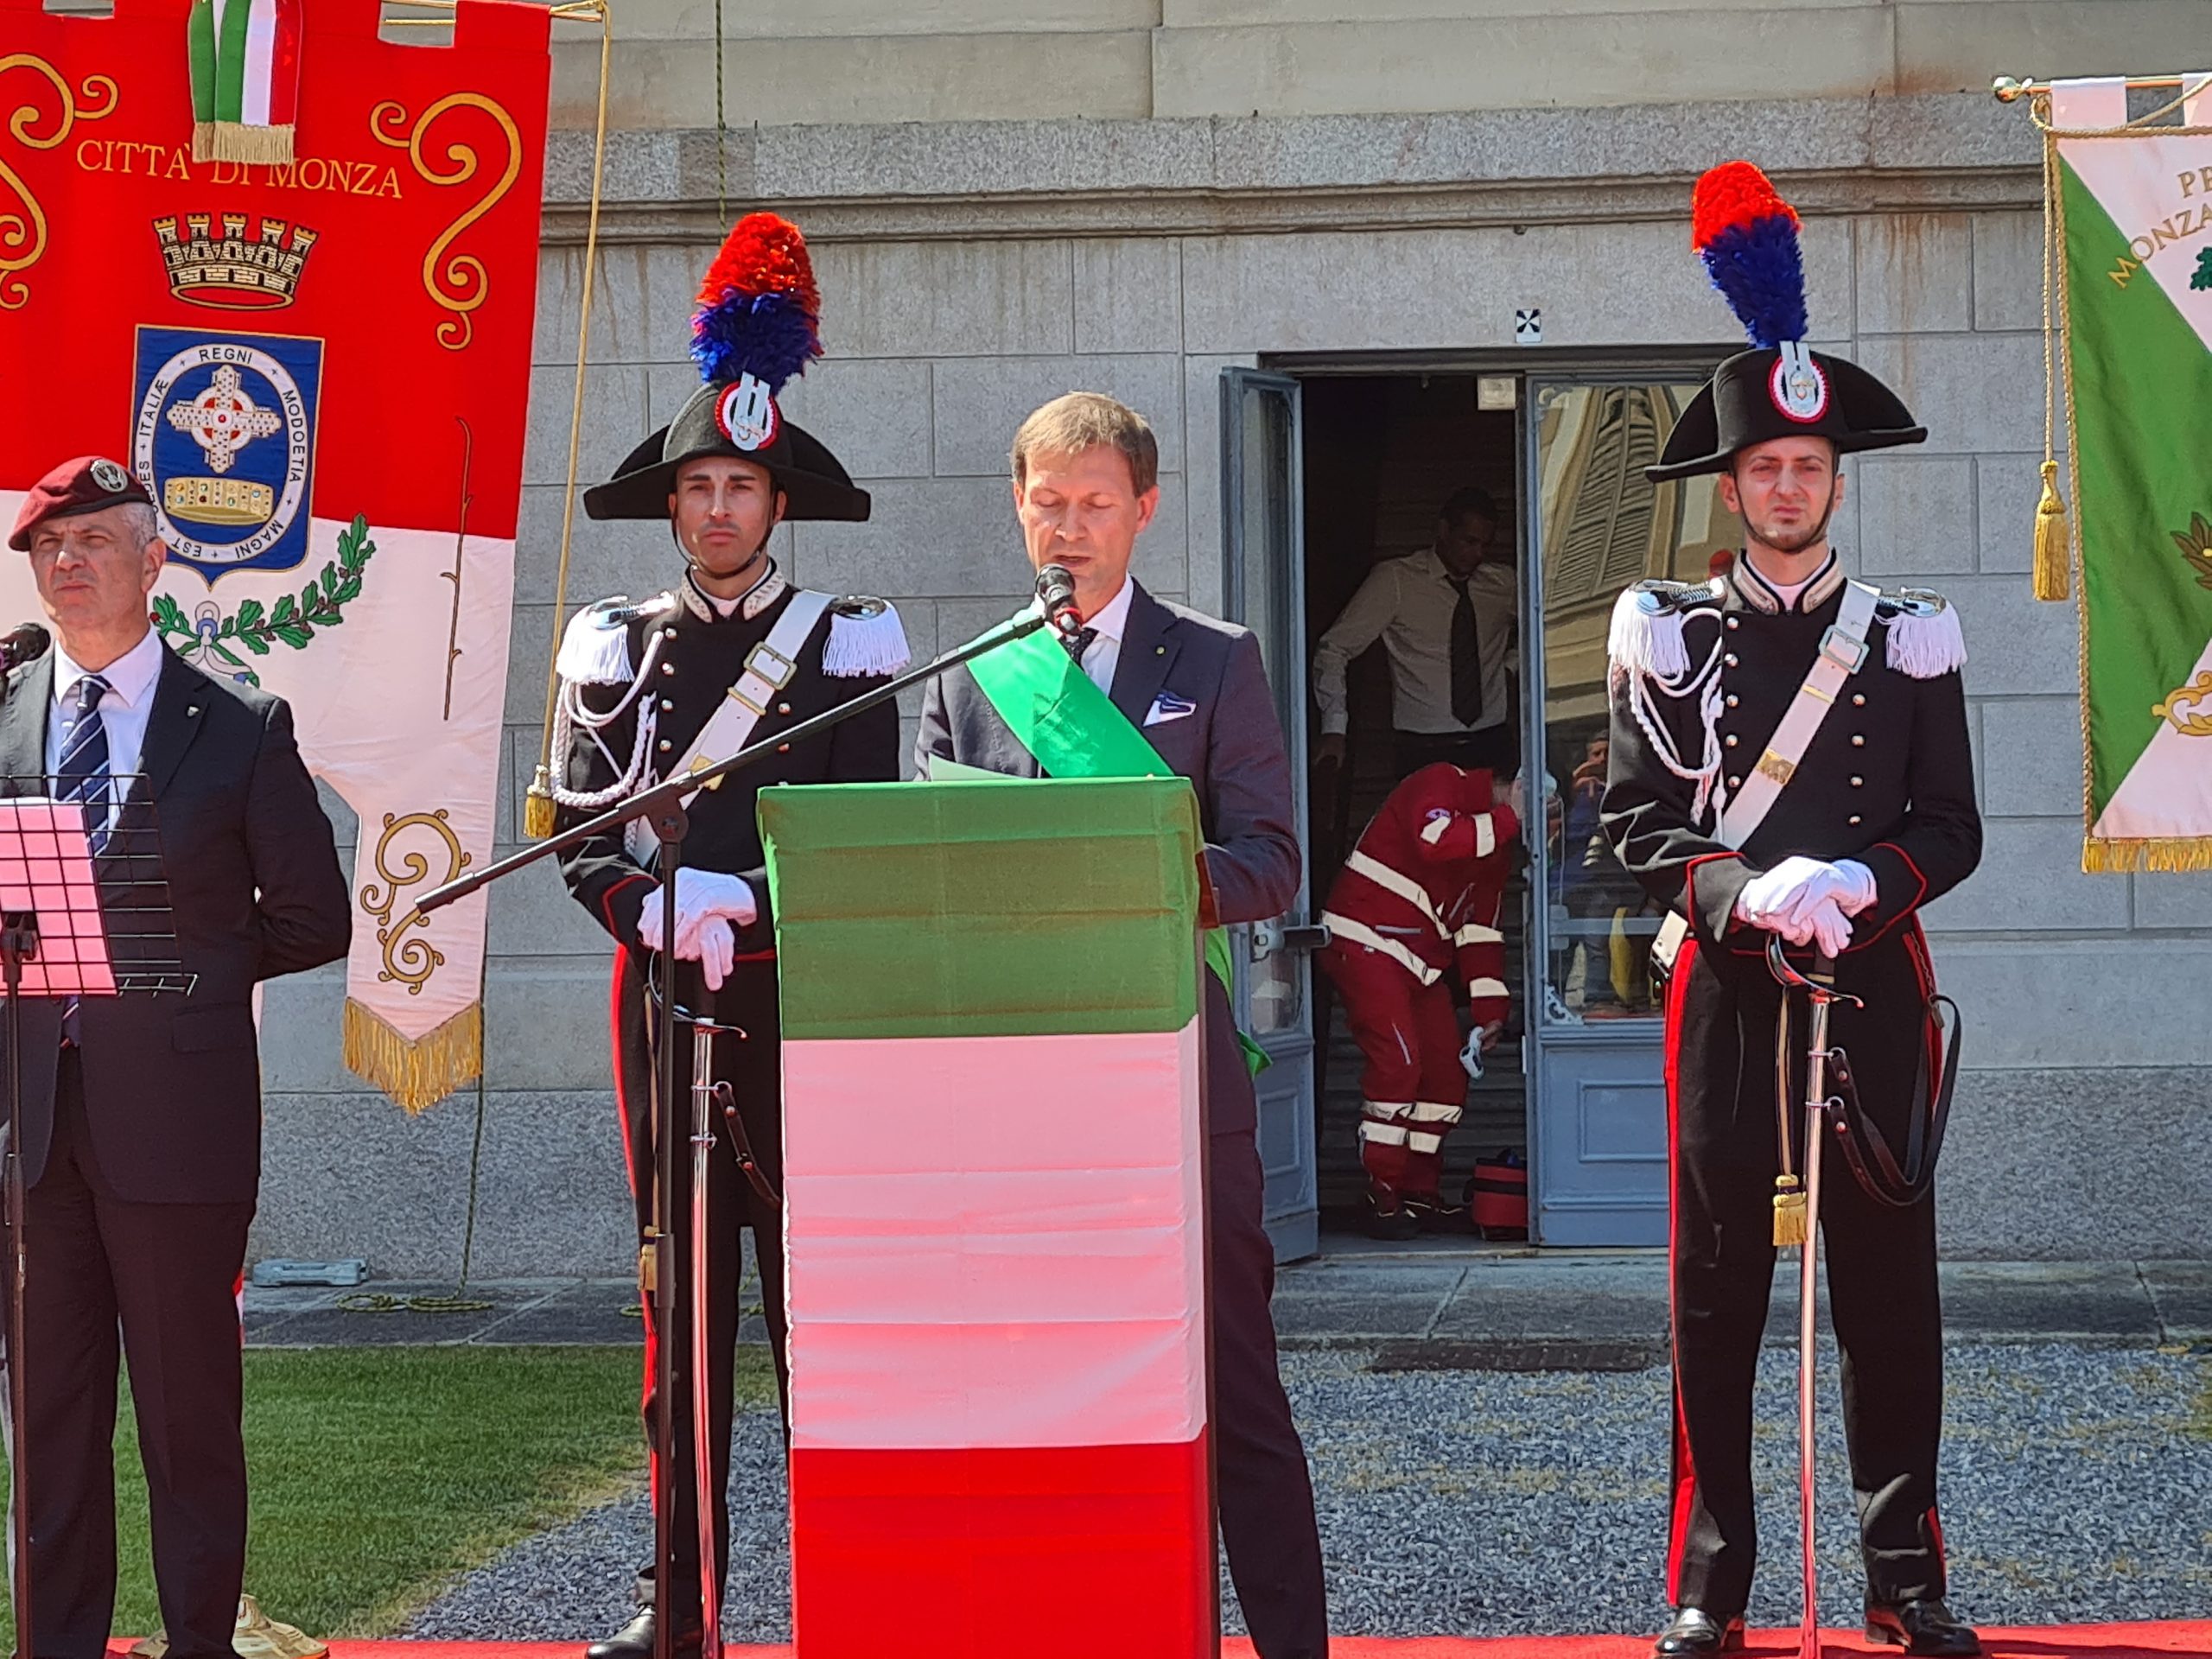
1251, 919, 1331, 961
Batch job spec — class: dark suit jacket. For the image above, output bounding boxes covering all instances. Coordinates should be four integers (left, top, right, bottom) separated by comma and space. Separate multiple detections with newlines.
0, 643, 351, 1205
914, 582, 1301, 1134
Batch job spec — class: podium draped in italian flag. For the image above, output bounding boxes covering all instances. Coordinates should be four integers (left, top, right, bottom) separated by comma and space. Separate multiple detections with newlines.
760, 777, 1217, 1659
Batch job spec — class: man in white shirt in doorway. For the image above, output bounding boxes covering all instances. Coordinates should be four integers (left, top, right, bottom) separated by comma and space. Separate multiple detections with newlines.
1312, 486, 1518, 781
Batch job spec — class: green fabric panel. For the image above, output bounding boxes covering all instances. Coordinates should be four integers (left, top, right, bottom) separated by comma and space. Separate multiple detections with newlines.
761, 778, 1203, 1041
214, 0, 251, 123
2061, 156, 2212, 817
188, 0, 219, 122
966, 620, 1266, 1076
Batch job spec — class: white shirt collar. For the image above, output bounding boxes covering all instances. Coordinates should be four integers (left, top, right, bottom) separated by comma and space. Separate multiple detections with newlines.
52, 627, 165, 712
1084, 576, 1136, 642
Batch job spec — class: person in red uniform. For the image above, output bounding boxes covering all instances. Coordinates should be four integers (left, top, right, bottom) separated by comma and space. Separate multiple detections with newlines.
1319, 763, 1518, 1236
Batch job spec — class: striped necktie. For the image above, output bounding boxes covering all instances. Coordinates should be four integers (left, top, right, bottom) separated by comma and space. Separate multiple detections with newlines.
57, 672, 113, 855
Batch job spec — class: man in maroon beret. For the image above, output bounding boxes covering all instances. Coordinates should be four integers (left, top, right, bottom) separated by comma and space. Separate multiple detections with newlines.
4, 456, 351, 1659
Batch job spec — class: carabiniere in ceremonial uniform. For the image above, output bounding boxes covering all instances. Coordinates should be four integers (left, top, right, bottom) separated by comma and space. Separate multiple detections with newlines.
1602, 163, 1983, 1659
548, 214, 907, 1659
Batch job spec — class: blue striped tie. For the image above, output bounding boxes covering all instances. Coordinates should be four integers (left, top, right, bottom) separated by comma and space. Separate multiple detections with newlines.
56, 673, 112, 855
56, 675, 111, 1046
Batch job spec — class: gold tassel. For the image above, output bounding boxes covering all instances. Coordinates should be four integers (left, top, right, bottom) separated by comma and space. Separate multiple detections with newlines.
1771, 1175, 1808, 1248
523, 766, 558, 841
342, 998, 483, 1114
212, 121, 296, 167
2082, 836, 2212, 874
2033, 460, 2071, 601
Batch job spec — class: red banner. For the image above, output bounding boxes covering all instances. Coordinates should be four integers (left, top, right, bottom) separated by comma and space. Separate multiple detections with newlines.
0, 0, 553, 1107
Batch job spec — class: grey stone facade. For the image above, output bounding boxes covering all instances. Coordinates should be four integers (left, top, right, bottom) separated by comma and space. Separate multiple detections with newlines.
249, 86, 2212, 1277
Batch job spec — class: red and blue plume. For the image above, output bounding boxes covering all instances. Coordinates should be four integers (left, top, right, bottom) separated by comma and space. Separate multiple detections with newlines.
1690, 161, 1807, 350
690, 213, 823, 392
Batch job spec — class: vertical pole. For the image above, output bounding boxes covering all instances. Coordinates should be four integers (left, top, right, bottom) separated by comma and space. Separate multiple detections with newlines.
650, 817, 684, 1659
3, 912, 35, 1659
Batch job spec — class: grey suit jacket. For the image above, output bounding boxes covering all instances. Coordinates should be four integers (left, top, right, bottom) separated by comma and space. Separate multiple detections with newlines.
0, 645, 350, 1204
915, 582, 1301, 1134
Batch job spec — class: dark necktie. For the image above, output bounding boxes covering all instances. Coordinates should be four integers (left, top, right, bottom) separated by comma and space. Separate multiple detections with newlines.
57, 673, 113, 855
56, 674, 111, 1044
1450, 580, 1484, 727
1062, 626, 1098, 666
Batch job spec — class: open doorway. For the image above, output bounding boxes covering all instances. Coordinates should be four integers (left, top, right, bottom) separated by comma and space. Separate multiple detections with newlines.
1299, 373, 1528, 1246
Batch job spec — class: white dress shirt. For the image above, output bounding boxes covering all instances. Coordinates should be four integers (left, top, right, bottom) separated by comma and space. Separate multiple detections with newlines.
48, 627, 166, 804
1069, 576, 1135, 697
1312, 548, 1516, 737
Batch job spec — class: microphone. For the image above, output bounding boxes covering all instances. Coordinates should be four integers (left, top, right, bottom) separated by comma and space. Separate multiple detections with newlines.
1035, 563, 1084, 640
0, 624, 47, 672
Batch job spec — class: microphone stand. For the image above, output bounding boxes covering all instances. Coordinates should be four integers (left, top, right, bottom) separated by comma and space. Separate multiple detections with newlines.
413, 601, 1065, 1659
3, 907, 36, 1659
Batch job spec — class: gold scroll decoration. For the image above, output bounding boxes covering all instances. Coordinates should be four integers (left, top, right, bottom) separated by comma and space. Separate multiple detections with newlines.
0, 57, 117, 310
371, 93, 521, 351
345, 808, 480, 1113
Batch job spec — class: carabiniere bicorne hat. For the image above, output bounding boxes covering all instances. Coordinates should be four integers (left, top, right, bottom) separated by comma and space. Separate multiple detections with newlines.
583, 213, 870, 525
1647, 162, 1926, 484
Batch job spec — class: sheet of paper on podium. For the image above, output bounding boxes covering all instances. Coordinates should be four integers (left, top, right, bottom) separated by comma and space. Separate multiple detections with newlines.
762, 776, 1214, 1659
0, 800, 114, 995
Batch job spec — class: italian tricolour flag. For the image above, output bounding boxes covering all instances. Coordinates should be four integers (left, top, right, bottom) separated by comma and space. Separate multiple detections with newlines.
760, 776, 1215, 1659
2055, 75, 2212, 868
188, 0, 303, 165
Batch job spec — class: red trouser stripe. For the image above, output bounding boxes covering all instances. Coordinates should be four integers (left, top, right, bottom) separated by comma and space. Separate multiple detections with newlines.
789, 1435, 1211, 1658
1662, 931, 1700, 1607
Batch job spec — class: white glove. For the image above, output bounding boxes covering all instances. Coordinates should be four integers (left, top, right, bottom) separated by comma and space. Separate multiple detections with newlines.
1802, 894, 1853, 959
693, 916, 737, 991
636, 868, 759, 952
1460, 1027, 1486, 1082
1767, 858, 1877, 935
1733, 856, 1831, 931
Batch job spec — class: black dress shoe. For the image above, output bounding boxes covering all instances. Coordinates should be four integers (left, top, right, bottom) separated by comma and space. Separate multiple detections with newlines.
1866, 1598, 1982, 1656
583, 1609, 704, 1659
1652, 1607, 1745, 1656
1364, 1192, 1420, 1240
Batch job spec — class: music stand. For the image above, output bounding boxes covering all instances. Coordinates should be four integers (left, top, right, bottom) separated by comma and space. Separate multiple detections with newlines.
0, 784, 194, 1658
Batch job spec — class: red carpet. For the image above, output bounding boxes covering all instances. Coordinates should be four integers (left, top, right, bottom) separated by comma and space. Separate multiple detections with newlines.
304, 1628, 2212, 1659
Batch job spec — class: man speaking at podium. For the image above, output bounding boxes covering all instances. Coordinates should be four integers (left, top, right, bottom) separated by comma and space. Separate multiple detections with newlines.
3, 456, 351, 1659
916, 393, 1329, 1659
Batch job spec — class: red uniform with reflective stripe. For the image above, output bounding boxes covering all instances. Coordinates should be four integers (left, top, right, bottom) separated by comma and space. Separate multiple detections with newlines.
1319, 765, 1518, 1205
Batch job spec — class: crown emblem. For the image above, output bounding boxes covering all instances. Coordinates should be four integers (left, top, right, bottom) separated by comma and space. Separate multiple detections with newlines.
153, 213, 319, 309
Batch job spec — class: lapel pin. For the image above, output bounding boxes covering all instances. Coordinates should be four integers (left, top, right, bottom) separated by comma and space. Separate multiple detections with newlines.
1155, 645, 1165, 656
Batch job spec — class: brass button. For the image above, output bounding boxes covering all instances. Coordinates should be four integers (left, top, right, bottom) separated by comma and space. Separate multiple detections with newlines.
658, 740, 671, 753
1725, 653, 1738, 667
662, 628, 677, 641
779, 702, 791, 715
1852, 734, 1865, 747
660, 698, 674, 711
1848, 815, 1862, 826
1726, 695, 1738, 708
1726, 616, 1739, 631
1850, 776, 1864, 787
777, 743, 791, 753
1725, 734, 1738, 747
661, 663, 675, 677
1727, 775, 1742, 790
1852, 694, 1866, 707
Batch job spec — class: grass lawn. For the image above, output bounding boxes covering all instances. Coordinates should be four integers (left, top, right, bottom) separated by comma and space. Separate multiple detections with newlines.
0, 1344, 775, 1645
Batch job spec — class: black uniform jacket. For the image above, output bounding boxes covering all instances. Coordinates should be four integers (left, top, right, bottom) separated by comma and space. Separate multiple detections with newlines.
1602, 556, 1982, 970
556, 570, 900, 962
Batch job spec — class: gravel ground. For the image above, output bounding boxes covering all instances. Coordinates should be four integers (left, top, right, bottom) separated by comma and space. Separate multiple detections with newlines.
406, 1341, 2212, 1643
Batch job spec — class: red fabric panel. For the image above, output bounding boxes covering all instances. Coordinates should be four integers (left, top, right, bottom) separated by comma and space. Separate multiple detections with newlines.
1662, 931, 1699, 1607
789, 1435, 1211, 1659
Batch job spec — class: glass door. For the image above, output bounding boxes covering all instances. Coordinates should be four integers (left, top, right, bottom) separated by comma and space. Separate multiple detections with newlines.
1522, 378, 1741, 1245
1221, 367, 1319, 1262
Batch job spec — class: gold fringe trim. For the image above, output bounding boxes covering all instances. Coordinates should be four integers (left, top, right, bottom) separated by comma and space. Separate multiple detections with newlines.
2082, 836, 2212, 874
191, 121, 216, 163
2032, 460, 2071, 601
212, 121, 296, 166
342, 998, 482, 1115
